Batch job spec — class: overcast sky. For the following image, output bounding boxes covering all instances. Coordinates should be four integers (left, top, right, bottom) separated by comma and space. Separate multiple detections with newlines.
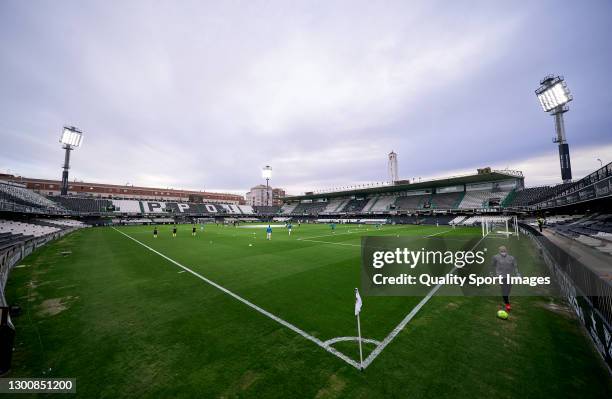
1, 1, 611, 196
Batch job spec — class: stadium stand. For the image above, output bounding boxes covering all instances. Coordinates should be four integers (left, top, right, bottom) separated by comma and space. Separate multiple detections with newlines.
320, 198, 346, 214
507, 183, 574, 207
430, 192, 463, 209
254, 205, 281, 215
112, 199, 142, 213
341, 199, 368, 213
368, 195, 397, 212
0, 220, 61, 238
458, 190, 511, 209
541, 214, 612, 256
220, 204, 242, 214
395, 194, 429, 210
361, 196, 379, 212
291, 202, 327, 216
280, 202, 298, 214
0, 182, 64, 211
317, 218, 387, 224
37, 219, 86, 228
51, 196, 112, 213
449, 216, 466, 225
238, 205, 255, 215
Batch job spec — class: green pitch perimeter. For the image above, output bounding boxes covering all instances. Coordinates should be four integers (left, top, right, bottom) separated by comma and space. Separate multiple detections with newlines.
5, 223, 611, 398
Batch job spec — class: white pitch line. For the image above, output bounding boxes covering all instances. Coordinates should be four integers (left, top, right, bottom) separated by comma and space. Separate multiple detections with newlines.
298, 239, 360, 247
296, 230, 361, 241
111, 228, 361, 369
360, 234, 487, 369
324, 336, 382, 346
299, 227, 453, 248
425, 229, 454, 238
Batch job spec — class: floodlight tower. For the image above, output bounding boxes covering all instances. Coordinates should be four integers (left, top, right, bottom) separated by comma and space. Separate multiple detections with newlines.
535, 75, 573, 183
262, 165, 272, 206
59, 126, 84, 195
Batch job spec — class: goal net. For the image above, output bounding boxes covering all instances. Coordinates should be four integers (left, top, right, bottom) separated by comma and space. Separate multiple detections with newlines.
481, 216, 519, 238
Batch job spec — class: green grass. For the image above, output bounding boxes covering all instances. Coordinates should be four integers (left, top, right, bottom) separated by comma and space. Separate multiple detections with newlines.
5, 223, 611, 398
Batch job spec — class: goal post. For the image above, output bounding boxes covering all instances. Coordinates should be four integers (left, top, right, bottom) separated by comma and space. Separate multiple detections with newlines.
481, 216, 519, 238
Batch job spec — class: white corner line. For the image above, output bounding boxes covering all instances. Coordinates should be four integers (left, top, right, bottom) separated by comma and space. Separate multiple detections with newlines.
324, 336, 382, 346
111, 227, 361, 369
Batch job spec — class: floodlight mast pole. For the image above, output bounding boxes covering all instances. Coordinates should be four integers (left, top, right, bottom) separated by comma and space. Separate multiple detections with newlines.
553, 105, 572, 183
60, 144, 73, 195
59, 125, 83, 196
536, 75, 573, 183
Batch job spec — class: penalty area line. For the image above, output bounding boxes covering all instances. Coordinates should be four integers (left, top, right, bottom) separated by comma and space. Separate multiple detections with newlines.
111, 227, 361, 369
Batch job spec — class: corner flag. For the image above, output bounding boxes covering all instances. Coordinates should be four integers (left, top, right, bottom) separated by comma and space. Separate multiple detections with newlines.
354, 288, 364, 369
355, 288, 362, 316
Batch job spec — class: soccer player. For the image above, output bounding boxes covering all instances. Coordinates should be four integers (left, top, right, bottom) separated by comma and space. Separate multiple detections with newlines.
153, 226, 158, 238
287, 223, 292, 236
266, 224, 272, 240
490, 245, 520, 312
172, 225, 177, 238
192, 225, 196, 236
537, 217, 544, 232
331, 223, 336, 233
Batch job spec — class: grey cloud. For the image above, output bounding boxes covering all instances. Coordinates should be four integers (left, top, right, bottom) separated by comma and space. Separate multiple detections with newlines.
1, 0, 611, 195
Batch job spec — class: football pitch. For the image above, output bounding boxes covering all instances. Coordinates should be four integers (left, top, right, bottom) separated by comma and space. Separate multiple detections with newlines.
5, 223, 611, 398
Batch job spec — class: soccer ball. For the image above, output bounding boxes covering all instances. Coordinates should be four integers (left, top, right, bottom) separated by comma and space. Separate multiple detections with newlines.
497, 310, 509, 320
249, 244, 253, 247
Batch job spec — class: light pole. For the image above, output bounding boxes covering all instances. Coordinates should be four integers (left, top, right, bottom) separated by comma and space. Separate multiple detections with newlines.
597, 158, 603, 168
59, 126, 84, 195
262, 166, 272, 206
535, 75, 573, 183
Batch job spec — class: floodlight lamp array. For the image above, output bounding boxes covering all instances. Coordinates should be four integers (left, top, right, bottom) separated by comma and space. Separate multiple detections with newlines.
262, 166, 272, 179
60, 126, 84, 147
535, 76, 572, 112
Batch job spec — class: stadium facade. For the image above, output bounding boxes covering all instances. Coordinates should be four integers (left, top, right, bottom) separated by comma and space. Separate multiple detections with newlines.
0, 174, 243, 204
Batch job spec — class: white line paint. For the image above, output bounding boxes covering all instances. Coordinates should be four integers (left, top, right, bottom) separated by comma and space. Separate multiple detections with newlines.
324, 336, 382, 346
298, 227, 453, 248
298, 239, 360, 247
360, 235, 487, 368
112, 228, 361, 369
425, 229, 454, 238
296, 230, 361, 241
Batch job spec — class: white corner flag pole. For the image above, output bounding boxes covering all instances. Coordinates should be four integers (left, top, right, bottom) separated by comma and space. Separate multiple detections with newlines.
355, 288, 363, 370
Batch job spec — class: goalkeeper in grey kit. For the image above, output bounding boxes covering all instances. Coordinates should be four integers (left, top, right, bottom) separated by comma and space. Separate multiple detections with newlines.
489, 246, 520, 312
